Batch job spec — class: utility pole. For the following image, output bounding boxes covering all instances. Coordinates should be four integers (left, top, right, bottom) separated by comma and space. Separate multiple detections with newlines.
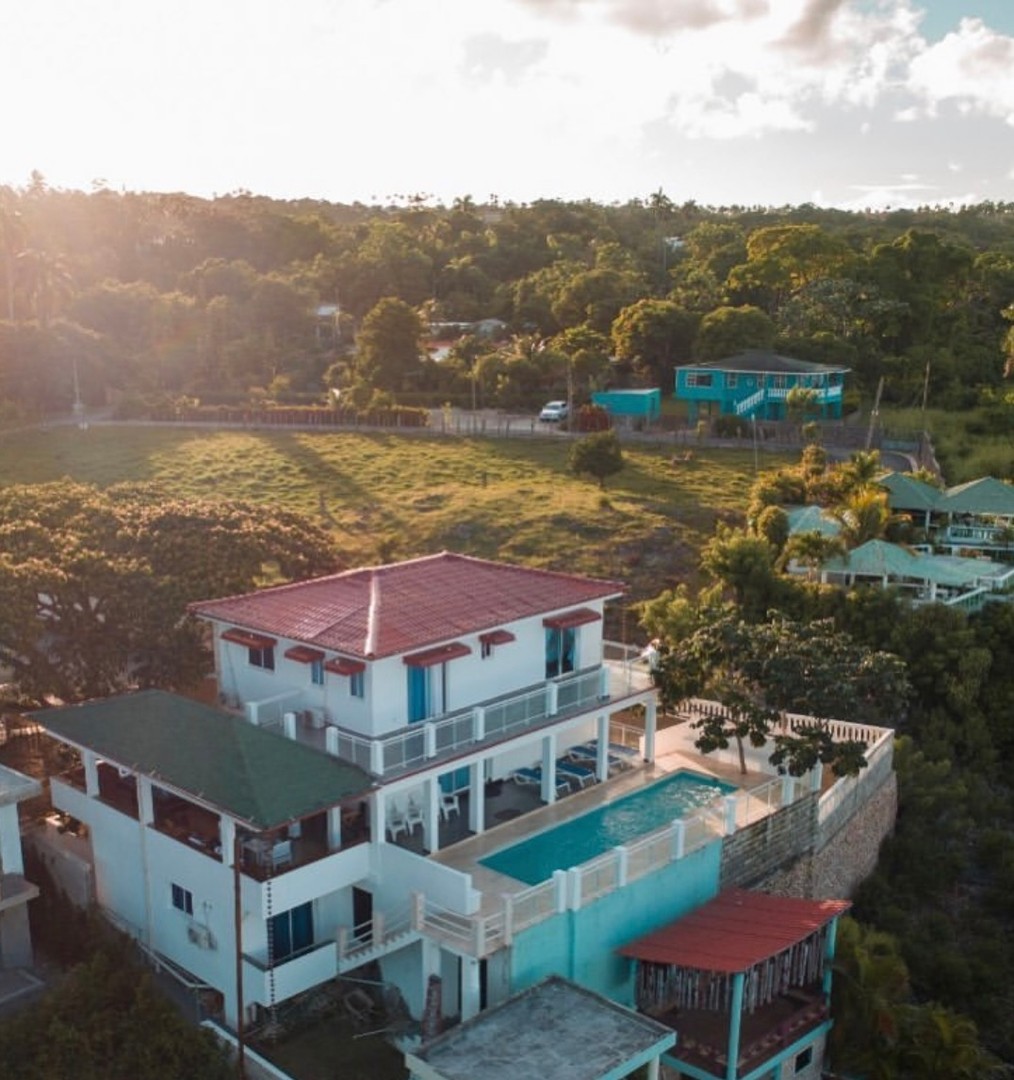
865, 376, 884, 451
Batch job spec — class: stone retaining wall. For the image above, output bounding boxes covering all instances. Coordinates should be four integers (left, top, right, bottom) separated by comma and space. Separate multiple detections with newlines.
720, 767, 897, 901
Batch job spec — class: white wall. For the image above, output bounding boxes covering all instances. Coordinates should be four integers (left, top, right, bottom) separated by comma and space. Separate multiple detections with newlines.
220, 605, 607, 739
0, 805, 24, 876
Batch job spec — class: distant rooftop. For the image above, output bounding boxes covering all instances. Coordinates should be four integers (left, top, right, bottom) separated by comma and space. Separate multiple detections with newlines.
405, 975, 674, 1080
677, 349, 849, 375
190, 552, 625, 660
35, 691, 373, 830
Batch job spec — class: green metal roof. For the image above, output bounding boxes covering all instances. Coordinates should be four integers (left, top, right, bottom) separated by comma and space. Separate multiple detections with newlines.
938, 476, 1014, 517
877, 471, 941, 513
820, 540, 983, 587
35, 690, 373, 830
785, 505, 841, 537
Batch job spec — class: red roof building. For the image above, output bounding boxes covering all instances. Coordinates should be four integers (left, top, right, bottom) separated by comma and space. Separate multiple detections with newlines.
620, 889, 851, 1080
189, 551, 624, 660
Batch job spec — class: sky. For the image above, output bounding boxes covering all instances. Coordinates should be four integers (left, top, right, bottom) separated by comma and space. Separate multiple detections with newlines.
4, 0, 1014, 211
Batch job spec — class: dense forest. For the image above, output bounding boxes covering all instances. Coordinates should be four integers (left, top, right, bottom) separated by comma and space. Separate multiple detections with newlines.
1, 176, 1013, 423
3, 178, 1014, 1074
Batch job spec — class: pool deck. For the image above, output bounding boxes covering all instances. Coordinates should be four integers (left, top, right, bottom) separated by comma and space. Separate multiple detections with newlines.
432, 742, 777, 913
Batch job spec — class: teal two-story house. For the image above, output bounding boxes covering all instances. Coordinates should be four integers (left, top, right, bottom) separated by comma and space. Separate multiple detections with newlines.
675, 349, 849, 422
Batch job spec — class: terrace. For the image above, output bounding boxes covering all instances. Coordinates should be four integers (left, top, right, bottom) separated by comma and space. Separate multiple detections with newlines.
238, 653, 656, 783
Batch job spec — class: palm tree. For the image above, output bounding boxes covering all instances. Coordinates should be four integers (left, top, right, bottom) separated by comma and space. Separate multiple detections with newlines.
781, 529, 845, 580
896, 1003, 1002, 1079
841, 448, 882, 493
830, 917, 910, 1078
0, 186, 25, 322
831, 489, 890, 548
15, 247, 74, 329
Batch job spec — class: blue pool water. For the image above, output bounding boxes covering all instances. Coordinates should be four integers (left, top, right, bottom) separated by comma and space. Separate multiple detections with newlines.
480, 770, 735, 885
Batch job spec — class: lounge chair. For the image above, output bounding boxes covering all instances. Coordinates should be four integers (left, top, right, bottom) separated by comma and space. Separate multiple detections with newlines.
556, 759, 596, 788
565, 742, 629, 772
511, 766, 571, 797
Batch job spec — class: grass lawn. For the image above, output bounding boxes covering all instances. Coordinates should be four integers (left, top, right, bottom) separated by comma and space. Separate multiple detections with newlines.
882, 405, 1014, 483
0, 423, 788, 604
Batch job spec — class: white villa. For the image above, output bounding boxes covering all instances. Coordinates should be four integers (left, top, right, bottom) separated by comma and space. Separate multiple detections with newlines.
33, 552, 894, 1080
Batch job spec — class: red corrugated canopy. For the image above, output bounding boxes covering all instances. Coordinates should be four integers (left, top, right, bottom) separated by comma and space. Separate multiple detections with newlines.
221, 628, 277, 650
284, 645, 325, 664
324, 656, 366, 676
619, 889, 851, 974
403, 642, 472, 667
479, 629, 516, 645
543, 607, 601, 630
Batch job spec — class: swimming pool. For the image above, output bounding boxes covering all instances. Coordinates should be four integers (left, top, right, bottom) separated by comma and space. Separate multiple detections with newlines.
480, 770, 735, 885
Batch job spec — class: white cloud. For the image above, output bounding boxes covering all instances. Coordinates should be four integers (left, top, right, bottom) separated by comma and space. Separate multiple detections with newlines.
907, 17, 1014, 122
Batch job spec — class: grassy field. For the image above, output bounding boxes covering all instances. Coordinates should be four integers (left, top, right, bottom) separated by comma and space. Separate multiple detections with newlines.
882, 405, 1014, 483
0, 423, 785, 607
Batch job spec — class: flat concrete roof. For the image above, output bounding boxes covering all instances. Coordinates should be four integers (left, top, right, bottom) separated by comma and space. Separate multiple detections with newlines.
404, 976, 675, 1080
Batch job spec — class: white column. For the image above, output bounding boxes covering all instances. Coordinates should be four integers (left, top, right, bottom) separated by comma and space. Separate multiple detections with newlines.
327, 806, 342, 850
83, 751, 99, 796
372, 793, 385, 843
460, 957, 482, 1020
137, 777, 154, 825
644, 697, 657, 762
423, 776, 439, 852
219, 816, 236, 866
540, 732, 557, 804
596, 714, 609, 779
646, 1056, 660, 1080
468, 761, 485, 834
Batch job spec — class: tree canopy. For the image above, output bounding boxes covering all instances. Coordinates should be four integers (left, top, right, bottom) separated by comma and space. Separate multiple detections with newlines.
2, 182, 1014, 417
0, 480, 340, 702
654, 612, 908, 776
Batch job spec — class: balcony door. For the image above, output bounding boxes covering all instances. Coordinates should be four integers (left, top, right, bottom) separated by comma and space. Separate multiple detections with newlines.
545, 626, 576, 679
407, 663, 448, 723
271, 901, 313, 962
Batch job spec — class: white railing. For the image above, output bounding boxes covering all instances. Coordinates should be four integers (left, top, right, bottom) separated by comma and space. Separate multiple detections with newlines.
336, 903, 415, 964
735, 389, 765, 416
509, 880, 559, 934
245, 689, 302, 731
325, 666, 626, 780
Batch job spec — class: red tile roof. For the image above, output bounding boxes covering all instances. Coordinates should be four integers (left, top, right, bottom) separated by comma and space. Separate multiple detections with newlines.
619, 889, 851, 974
190, 552, 625, 661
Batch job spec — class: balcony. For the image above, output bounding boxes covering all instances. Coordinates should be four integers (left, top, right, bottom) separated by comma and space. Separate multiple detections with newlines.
320, 661, 654, 782
938, 522, 1014, 553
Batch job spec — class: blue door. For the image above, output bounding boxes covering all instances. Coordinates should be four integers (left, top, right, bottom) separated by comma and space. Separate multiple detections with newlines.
408, 666, 430, 722
545, 627, 576, 678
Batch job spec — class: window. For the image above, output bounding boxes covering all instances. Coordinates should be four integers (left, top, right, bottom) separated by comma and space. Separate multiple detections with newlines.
310, 658, 325, 686
794, 1046, 813, 1072
686, 372, 713, 388
545, 626, 576, 679
349, 670, 365, 699
481, 640, 493, 659
725, 373, 738, 388
171, 883, 193, 916
270, 901, 314, 962
249, 645, 275, 671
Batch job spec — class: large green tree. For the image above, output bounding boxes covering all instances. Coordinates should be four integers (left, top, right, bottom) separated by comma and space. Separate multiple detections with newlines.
353, 295, 427, 394
653, 613, 908, 776
0, 480, 340, 702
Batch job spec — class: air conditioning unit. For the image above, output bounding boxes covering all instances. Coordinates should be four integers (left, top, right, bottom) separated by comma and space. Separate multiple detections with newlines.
187, 925, 215, 950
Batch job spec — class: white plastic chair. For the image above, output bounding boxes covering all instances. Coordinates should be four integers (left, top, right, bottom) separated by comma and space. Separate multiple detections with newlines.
439, 791, 460, 821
